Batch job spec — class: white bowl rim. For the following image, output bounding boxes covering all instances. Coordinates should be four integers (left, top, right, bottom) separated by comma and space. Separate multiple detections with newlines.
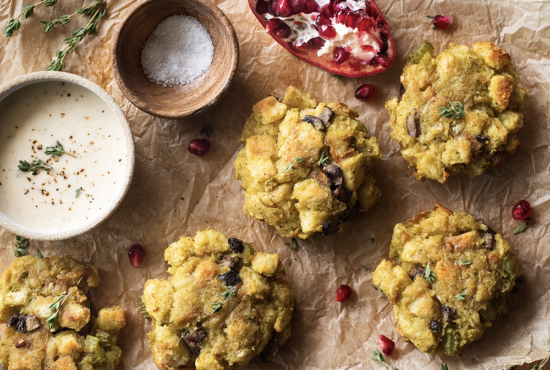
0, 71, 135, 241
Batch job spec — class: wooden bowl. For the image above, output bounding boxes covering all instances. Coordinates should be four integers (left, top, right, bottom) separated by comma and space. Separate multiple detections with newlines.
112, 0, 239, 119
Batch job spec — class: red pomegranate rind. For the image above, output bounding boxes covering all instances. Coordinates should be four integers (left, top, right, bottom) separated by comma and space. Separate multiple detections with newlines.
249, 0, 396, 77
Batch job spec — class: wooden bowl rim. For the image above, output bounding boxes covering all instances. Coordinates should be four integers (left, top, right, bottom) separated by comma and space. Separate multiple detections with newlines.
111, 0, 239, 119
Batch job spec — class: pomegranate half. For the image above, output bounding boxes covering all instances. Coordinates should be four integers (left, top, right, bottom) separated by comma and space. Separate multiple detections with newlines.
249, 0, 396, 77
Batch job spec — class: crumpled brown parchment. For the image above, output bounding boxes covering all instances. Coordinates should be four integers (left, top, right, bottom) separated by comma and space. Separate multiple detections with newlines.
0, 0, 549, 369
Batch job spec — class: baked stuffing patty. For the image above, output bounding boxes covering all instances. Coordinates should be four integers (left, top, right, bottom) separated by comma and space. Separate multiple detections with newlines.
386, 41, 530, 183
0, 255, 126, 370
234, 86, 382, 239
142, 228, 294, 370
373, 205, 522, 355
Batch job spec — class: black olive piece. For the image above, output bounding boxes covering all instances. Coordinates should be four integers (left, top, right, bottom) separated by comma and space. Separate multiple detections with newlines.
317, 106, 334, 128
220, 271, 242, 286
8, 314, 27, 334
182, 327, 207, 356
430, 319, 442, 333
339, 205, 360, 223
322, 220, 340, 236
475, 135, 490, 144
441, 305, 456, 323
260, 335, 279, 363
322, 164, 343, 186
406, 110, 420, 138
332, 185, 351, 203
219, 255, 237, 269
228, 238, 244, 253
303, 115, 326, 130
484, 231, 495, 250
408, 266, 425, 281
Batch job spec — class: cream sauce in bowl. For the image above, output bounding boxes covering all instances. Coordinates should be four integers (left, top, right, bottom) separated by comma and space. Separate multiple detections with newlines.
0, 72, 134, 240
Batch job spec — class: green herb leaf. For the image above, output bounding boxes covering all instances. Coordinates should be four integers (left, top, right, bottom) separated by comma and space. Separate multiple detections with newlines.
14, 236, 28, 258
371, 284, 378, 291
221, 286, 235, 300
285, 237, 298, 251
75, 187, 82, 198
425, 262, 437, 283
532, 351, 550, 370
47, 292, 72, 330
45, 140, 65, 156
136, 299, 152, 321
318, 151, 330, 166
440, 364, 448, 370
288, 259, 292, 267
284, 156, 304, 172
514, 218, 531, 235
359, 264, 369, 271
456, 293, 467, 301
439, 101, 465, 119
242, 241, 255, 255
200, 123, 213, 138
18, 158, 52, 173
211, 301, 223, 313
461, 260, 471, 265
36, 249, 43, 258
22, 5, 35, 19
370, 349, 396, 369
331, 74, 343, 83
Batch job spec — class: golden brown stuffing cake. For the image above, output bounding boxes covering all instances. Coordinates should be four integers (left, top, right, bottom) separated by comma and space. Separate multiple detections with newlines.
373, 205, 522, 355
141, 228, 294, 370
0, 255, 126, 370
386, 41, 530, 183
234, 86, 382, 239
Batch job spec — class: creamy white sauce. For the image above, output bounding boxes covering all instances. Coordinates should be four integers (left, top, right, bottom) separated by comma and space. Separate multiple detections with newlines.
0, 81, 127, 231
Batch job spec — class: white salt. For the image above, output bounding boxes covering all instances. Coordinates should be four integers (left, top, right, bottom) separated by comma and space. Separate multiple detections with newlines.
141, 15, 214, 87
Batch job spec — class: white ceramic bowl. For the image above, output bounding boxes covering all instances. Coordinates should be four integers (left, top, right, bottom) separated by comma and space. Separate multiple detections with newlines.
0, 72, 135, 241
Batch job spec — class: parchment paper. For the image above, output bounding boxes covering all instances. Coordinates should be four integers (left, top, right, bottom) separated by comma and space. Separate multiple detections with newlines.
0, 0, 549, 369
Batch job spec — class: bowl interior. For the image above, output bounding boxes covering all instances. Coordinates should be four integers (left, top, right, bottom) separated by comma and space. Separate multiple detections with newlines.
0, 72, 135, 241
113, 0, 238, 118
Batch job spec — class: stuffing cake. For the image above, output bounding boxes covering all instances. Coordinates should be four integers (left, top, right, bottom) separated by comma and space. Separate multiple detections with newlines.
141, 228, 294, 370
386, 41, 530, 183
234, 86, 382, 239
373, 205, 522, 355
0, 255, 126, 370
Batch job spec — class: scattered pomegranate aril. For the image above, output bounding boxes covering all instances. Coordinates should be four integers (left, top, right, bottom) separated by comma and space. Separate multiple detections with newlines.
428, 14, 453, 29
256, 0, 269, 14
512, 200, 531, 220
379, 335, 395, 356
266, 19, 292, 38
276, 0, 293, 16
333, 47, 350, 64
128, 244, 146, 268
336, 284, 352, 302
188, 139, 211, 157
355, 84, 376, 102
319, 24, 337, 39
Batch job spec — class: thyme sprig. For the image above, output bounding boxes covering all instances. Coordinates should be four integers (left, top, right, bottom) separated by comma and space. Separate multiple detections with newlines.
285, 237, 298, 251
40, 1, 104, 33
14, 236, 28, 257
18, 159, 52, 173
75, 187, 82, 198
370, 350, 398, 370
221, 286, 235, 300
456, 293, 467, 301
210, 301, 223, 313
359, 264, 369, 271
136, 299, 152, 321
439, 101, 465, 119
440, 364, 449, 370
45, 140, 77, 158
425, 262, 437, 283
514, 217, 532, 235
36, 249, 43, 258
46, 1, 107, 71
284, 156, 304, 172
4, 0, 58, 37
533, 351, 550, 370
318, 151, 330, 166
47, 292, 73, 330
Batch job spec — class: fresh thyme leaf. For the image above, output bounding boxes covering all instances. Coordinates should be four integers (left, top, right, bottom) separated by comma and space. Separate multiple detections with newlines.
18, 158, 52, 173
284, 156, 304, 173
211, 301, 223, 313
200, 123, 213, 138
532, 351, 550, 370
47, 292, 72, 330
359, 264, 369, 271
75, 187, 82, 198
136, 299, 152, 321
456, 293, 467, 301
242, 241, 255, 255
439, 101, 465, 119
288, 259, 292, 267
425, 262, 437, 283
285, 237, 298, 251
461, 260, 471, 265
440, 364, 448, 370
331, 74, 343, 83
45, 140, 65, 156
371, 284, 378, 291
514, 218, 531, 235
14, 236, 28, 258
22, 5, 35, 19
221, 286, 235, 300
318, 151, 330, 166
36, 249, 43, 258
370, 349, 396, 369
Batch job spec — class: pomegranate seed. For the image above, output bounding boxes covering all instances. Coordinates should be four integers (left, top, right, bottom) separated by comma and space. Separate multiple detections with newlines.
321, 4, 335, 18
266, 19, 292, 38
357, 16, 375, 32
345, 12, 359, 28
354, 84, 376, 102
336, 284, 352, 302
128, 244, 146, 268
290, 0, 305, 14
276, 0, 292, 16
303, 0, 319, 13
335, 10, 347, 24
319, 25, 337, 39
256, 0, 269, 14
379, 39, 389, 55
379, 335, 395, 356
307, 37, 325, 50
315, 14, 331, 26
349, 61, 362, 71
333, 47, 350, 64
512, 200, 531, 220
333, 1, 347, 12
365, 3, 378, 18
188, 139, 211, 157
375, 55, 392, 67
429, 15, 453, 29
